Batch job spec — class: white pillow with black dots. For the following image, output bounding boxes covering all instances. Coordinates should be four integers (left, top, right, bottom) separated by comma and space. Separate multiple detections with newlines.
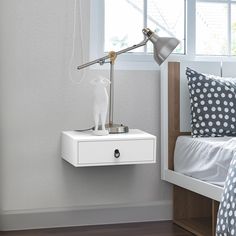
186, 67, 236, 138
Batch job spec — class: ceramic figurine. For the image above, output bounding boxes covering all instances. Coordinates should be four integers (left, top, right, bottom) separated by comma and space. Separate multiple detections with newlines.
90, 76, 110, 135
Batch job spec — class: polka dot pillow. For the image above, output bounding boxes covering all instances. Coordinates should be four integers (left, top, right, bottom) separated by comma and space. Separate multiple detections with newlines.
186, 67, 236, 137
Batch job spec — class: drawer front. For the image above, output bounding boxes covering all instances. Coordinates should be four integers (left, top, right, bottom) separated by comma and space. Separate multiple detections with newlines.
78, 139, 155, 165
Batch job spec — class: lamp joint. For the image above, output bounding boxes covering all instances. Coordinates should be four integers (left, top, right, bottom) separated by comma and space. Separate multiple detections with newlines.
108, 51, 117, 64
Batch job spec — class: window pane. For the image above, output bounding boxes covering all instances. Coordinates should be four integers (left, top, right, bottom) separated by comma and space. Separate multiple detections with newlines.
196, 2, 228, 55
147, 0, 185, 54
105, 0, 144, 52
232, 4, 236, 55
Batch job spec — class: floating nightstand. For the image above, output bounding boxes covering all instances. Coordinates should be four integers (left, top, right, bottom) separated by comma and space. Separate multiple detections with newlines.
61, 129, 156, 167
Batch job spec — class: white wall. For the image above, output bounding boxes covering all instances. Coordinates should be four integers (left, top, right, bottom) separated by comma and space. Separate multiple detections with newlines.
0, 0, 172, 230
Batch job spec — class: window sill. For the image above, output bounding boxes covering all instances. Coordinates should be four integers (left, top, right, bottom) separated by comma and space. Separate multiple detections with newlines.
89, 53, 160, 71
89, 53, 236, 71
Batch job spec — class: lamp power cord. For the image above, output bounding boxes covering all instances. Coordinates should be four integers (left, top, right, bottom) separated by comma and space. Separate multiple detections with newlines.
74, 127, 94, 132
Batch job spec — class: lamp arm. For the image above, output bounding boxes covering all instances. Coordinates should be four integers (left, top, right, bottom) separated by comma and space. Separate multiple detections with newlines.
115, 37, 148, 56
77, 38, 149, 70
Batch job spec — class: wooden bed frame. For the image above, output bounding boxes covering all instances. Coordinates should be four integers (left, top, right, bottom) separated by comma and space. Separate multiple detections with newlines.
160, 61, 230, 236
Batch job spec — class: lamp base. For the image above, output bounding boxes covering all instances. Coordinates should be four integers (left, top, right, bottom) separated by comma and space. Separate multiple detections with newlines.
106, 123, 129, 134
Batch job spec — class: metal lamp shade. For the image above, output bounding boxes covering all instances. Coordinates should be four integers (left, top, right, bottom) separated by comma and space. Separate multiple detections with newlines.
149, 34, 180, 65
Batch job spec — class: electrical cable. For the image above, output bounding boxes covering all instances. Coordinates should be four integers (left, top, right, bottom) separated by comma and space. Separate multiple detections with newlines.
74, 127, 95, 132
69, 0, 92, 133
68, 0, 86, 84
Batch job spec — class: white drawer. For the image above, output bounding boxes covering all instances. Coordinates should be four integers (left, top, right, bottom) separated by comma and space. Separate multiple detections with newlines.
78, 139, 155, 165
61, 129, 156, 167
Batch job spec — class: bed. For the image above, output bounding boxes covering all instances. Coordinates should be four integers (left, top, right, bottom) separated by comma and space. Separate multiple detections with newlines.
160, 60, 236, 236
174, 136, 234, 187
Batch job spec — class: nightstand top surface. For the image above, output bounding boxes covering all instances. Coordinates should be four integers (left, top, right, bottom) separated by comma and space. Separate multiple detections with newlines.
62, 129, 156, 141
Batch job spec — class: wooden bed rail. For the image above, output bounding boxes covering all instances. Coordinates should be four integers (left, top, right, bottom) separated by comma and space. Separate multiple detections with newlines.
168, 62, 190, 170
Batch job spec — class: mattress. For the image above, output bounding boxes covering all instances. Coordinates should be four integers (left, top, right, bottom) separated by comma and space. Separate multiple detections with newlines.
174, 136, 236, 187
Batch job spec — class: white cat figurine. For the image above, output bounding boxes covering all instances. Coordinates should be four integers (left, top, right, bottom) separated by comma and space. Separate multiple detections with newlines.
90, 76, 110, 135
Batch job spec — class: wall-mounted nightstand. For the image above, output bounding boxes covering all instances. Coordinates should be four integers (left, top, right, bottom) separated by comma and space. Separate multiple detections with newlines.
61, 129, 156, 167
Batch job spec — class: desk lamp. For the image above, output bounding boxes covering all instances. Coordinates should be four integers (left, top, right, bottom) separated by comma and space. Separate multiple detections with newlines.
77, 28, 180, 134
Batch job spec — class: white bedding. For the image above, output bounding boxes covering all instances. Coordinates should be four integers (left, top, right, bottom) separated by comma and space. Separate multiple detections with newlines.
174, 136, 236, 186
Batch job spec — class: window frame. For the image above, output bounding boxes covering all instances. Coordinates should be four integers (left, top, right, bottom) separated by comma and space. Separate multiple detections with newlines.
90, 0, 236, 70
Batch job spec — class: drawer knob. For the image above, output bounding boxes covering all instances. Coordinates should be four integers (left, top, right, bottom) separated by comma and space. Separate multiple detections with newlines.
114, 149, 120, 158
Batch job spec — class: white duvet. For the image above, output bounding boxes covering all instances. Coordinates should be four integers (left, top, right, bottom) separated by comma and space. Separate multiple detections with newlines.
174, 136, 236, 186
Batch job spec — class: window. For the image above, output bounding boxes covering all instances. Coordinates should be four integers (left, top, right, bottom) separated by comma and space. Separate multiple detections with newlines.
196, 0, 236, 56
232, 4, 236, 55
104, 0, 185, 54
90, 0, 236, 64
